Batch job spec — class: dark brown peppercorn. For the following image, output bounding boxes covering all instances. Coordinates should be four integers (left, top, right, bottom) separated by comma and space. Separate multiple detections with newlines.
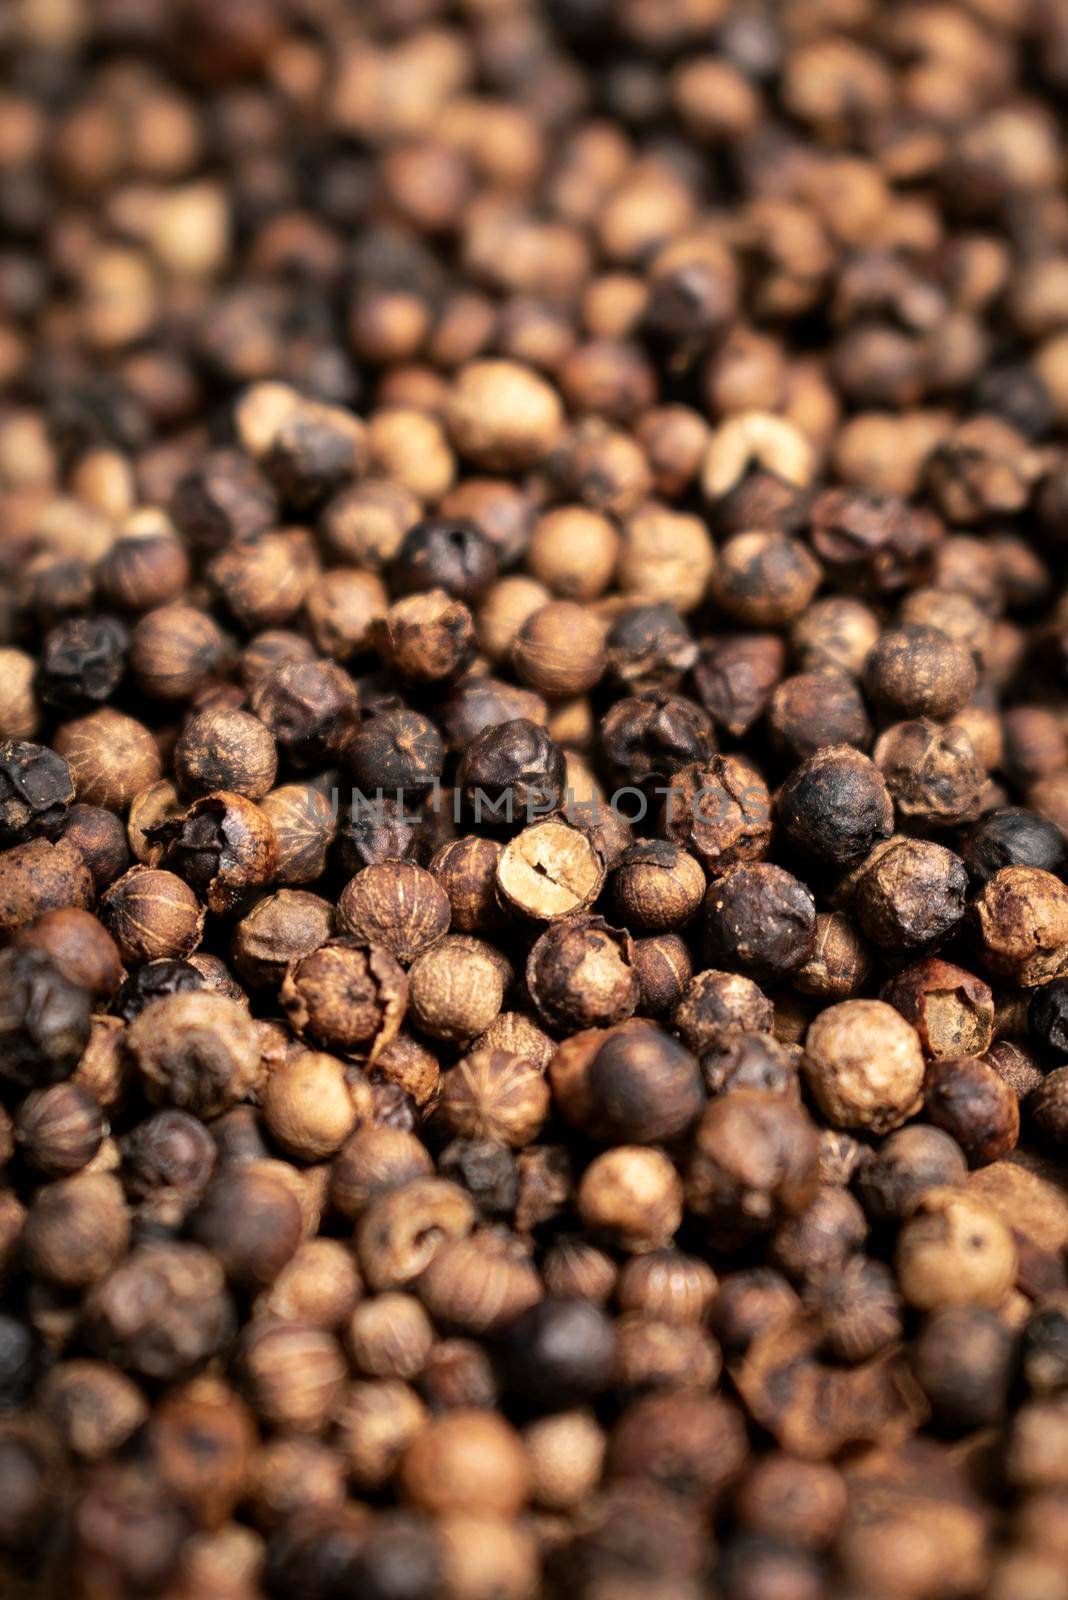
13, 907, 123, 1002
528, 916, 639, 1033
189, 1168, 303, 1289
0, 946, 92, 1088
231, 890, 334, 989
693, 633, 786, 739
374, 591, 475, 685
348, 709, 445, 799
702, 864, 816, 982
170, 449, 277, 553
913, 1306, 1015, 1432
854, 1125, 968, 1224
586, 1026, 705, 1144
282, 938, 407, 1062
85, 1243, 235, 1380
391, 517, 498, 603
973, 867, 1068, 987
923, 1055, 1020, 1167
250, 660, 360, 770
865, 624, 978, 719
686, 1089, 820, 1248
672, 969, 774, 1054
660, 755, 772, 877
16, 1083, 104, 1175
458, 719, 565, 829
700, 1029, 799, 1100
147, 792, 276, 916
793, 911, 871, 999
260, 785, 337, 885
430, 836, 506, 934
874, 719, 986, 830
0, 836, 95, 934
173, 709, 278, 801
36, 615, 128, 715
632, 932, 693, 1015
777, 746, 894, 867
62, 803, 130, 890
767, 671, 871, 763
854, 837, 969, 953
0, 740, 75, 845
603, 604, 698, 693
599, 692, 715, 791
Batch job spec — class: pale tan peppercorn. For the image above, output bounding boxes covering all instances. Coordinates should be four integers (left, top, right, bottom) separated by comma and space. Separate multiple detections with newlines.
803, 1001, 925, 1133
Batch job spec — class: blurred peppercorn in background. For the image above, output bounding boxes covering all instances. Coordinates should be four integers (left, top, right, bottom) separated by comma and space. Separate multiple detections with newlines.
5, 0, 1068, 1596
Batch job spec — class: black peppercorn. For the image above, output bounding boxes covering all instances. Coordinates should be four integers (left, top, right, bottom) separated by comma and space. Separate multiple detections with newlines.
250, 660, 360, 770
502, 1297, 616, 1413
777, 747, 894, 867
62, 803, 129, 889
0, 740, 75, 845
603, 603, 698, 692
349, 710, 445, 800
1031, 980, 1068, 1057
586, 1025, 705, 1144
854, 837, 969, 953
390, 517, 498, 603
599, 692, 715, 792
457, 718, 565, 829
961, 807, 1068, 887
702, 864, 816, 982
113, 958, 208, 1023
0, 1315, 35, 1412
0, 946, 92, 1088
35, 616, 128, 715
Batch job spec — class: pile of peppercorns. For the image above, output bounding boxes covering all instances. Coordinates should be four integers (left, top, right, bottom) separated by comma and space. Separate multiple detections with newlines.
8, 1, 1068, 1597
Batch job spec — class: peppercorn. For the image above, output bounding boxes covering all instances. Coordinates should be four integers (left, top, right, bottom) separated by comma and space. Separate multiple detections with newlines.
923, 1055, 1020, 1166
348, 709, 445, 801
974, 866, 1068, 986
913, 1306, 1016, 1433
437, 1049, 550, 1149
36, 615, 128, 715
578, 1145, 683, 1254
250, 660, 360, 769
448, 359, 563, 472
778, 746, 894, 869
430, 836, 506, 934
330, 1125, 434, 1224
357, 1177, 476, 1295
39, 1360, 147, 1463
96, 518, 190, 613
881, 958, 995, 1059
241, 1318, 347, 1434
528, 916, 639, 1034
373, 591, 475, 685
686, 1089, 819, 1248
896, 1187, 1017, 1311
631, 932, 693, 1015
672, 969, 774, 1056
962, 808, 1068, 886
126, 991, 260, 1117
655, 754, 766, 889
457, 719, 565, 831
99, 865, 204, 963
495, 819, 605, 922
0, 740, 76, 847
403, 936, 502, 1044
0, 946, 92, 1089
127, 604, 228, 702
173, 709, 278, 802
62, 802, 129, 889
170, 449, 277, 552
261, 1052, 369, 1162
854, 836, 969, 953
513, 601, 605, 698
712, 531, 822, 627
147, 792, 276, 915
54, 707, 162, 811
336, 862, 450, 968
22, 1171, 130, 1289
189, 1168, 303, 1290
231, 890, 334, 989
0, 650, 39, 742
864, 624, 978, 720
585, 1026, 705, 1145
260, 784, 336, 885
702, 863, 816, 982
15, 1083, 105, 1176
282, 938, 407, 1062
